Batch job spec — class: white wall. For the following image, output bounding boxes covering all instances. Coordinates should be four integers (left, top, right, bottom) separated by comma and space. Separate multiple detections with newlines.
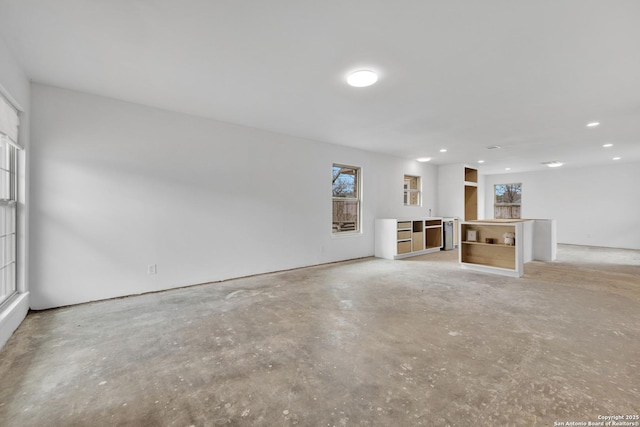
483, 164, 640, 250
0, 35, 30, 349
30, 84, 437, 310
437, 164, 463, 218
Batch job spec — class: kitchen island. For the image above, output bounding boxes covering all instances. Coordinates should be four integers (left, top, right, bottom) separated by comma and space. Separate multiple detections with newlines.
459, 219, 556, 277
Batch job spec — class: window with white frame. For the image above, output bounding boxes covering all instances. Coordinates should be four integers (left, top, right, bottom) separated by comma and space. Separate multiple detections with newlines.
403, 175, 421, 206
332, 164, 360, 233
494, 183, 522, 219
0, 93, 19, 307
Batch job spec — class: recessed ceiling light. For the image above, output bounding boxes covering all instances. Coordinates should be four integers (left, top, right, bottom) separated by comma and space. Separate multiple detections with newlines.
603, 143, 613, 148
541, 161, 564, 168
478, 160, 485, 164
486, 145, 501, 150
505, 167, 511, 171
613, 157, 621, 160
416, 157, 431, 162
347, 70, 378, 87
587, 122, 600, 127
439, 149, 447, 153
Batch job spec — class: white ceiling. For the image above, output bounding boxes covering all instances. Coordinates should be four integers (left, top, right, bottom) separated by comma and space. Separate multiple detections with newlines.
1, 0, 639, 174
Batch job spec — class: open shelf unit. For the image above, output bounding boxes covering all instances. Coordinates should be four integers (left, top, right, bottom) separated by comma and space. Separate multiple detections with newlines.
375, 218, 443, 260
460, 221, 523, 277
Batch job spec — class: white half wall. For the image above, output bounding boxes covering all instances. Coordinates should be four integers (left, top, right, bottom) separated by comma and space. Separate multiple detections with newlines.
30, 84, 437, 310
0, 34, 30, 350
483, 164, 640, 250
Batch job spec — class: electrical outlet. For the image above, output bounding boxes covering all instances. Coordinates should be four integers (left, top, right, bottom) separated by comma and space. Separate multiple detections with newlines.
148, 264, 157, 275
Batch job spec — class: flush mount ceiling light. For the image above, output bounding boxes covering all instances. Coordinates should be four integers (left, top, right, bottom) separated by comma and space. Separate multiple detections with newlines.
486, 145, 501, 150
603, 143, 613, 147
505, 167, 511, 171
613, 157, 621, 160
439, 148, 447, 153
542, 161, 564, 168
347, 70, 378, 87
587, 122, 600, 127
416, 157, 432, 162
478, 160, 485, 163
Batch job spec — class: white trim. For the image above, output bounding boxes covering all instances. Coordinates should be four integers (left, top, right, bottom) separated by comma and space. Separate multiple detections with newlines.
0, 133, 23, 151
460, 262, 522, 278
0, 292, 29, 350
0, 85, 22, 113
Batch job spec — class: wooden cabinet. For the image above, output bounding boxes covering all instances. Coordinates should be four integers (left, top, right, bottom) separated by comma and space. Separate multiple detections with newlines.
453, 218, 460, 247
375, 218, 443, 260
412, 221, 424, 251
425, 220, 443, 249
464, 167, 478, 221
397, 221, 412, 254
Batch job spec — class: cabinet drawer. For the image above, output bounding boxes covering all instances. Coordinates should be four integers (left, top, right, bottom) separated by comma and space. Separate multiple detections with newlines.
397, 230, 411, 240
397, 241, 412, 254
397, 221, 411, 229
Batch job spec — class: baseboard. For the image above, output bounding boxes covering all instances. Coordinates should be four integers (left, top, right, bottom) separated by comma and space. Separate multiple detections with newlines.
0, 292, 29, 350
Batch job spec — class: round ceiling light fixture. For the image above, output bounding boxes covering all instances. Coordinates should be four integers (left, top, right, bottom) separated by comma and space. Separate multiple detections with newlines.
416, 157, 432, 162
347, 70, 378, 87
542, 161, 564, 168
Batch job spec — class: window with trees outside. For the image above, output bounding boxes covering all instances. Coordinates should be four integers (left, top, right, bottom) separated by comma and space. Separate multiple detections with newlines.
332, 164, 360, 233
494, 183, 522, 219
403, 175, 421, 206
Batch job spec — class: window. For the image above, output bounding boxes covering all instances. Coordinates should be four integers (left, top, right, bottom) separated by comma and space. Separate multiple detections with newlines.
0, 93, 19, 307
403, 175, 421, 206
494, 183, 522, 219
332, 164, 360, 233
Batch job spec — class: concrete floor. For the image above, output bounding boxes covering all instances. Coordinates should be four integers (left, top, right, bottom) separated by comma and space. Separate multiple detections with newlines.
1, 245, 639, 427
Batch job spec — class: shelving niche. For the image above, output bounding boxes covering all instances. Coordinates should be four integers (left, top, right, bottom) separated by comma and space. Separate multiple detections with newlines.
460, 221, 523, 277
464, 167, 478, 183
464, 167, 478, 221
461, 223, 516, 269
